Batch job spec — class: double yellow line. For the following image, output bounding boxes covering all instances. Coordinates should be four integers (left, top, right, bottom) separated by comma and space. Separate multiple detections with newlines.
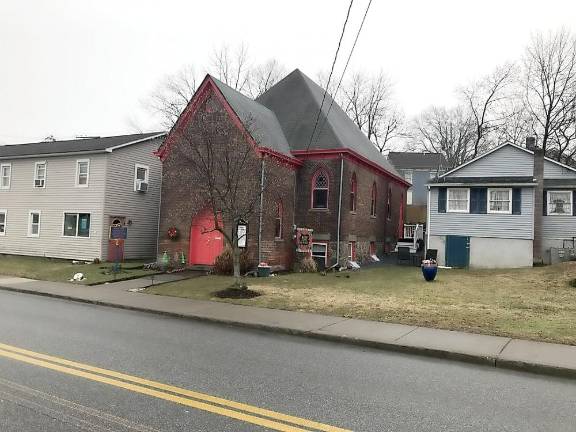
0, 342, 351, 432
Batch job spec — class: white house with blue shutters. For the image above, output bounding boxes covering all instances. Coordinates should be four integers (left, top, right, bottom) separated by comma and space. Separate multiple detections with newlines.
427, 138, 576, 268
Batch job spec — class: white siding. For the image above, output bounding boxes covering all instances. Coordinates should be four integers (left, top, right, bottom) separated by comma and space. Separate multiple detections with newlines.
0, 155, 106, 260
543, 160, 576, 179
428, 187, 534, 240
542, 215, 576, 243
448, 146, 534, 177
102, 138, 162, 260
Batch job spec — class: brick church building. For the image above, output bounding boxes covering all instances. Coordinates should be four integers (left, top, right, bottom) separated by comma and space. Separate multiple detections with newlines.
156, 69, 409, 270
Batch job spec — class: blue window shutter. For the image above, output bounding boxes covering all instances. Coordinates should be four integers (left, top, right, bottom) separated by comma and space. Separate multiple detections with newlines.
573, 191, 576, 216
438, 187, 446, 213
543, 190, 547, 216
478, 188, 487, 214
512, 188, 521, 215
470, 188, 479, 213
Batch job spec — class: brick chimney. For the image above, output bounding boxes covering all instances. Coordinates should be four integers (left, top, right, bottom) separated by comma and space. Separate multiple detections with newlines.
530, 136, 544, 264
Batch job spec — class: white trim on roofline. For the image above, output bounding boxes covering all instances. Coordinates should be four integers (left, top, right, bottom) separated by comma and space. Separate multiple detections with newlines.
439, 142, 576, 179
0, 133, 167, 160
105, 133, 167, 152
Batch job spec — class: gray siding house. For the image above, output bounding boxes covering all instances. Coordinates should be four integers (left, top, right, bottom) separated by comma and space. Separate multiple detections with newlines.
427, 138, 576, 268
388, 152, 446, 224
0, 133, 164, 261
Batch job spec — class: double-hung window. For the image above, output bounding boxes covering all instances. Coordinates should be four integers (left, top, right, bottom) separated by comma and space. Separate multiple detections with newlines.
0, 164, 11, 189
311, 242, 328, 266
63, 213, 91, 237
447, 188, 470, 213
488, 188, 512, 214
547, 191, 572, 215
134, 164, 149, 191
28, 211, 41, 237
34, 162, 46, 188
370, 182, 377, 216
0, 210, 6, 235
404, 170, 413, 184
76, 160, 90, 187
274, 201, 283, 239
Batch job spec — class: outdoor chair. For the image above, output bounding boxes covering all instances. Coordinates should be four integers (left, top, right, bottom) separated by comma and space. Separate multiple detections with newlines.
397, 247, 411, 265
425, 249, 438, 261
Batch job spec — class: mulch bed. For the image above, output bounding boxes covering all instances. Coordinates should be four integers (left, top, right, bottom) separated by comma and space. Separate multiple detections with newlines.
212, 287, 261, 299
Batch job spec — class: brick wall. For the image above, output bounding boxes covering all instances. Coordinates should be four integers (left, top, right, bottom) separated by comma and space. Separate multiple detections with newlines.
158, 92, 296, 270
294, 157, 407, 265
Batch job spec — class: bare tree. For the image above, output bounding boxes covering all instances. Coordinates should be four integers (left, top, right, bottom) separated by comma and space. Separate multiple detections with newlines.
523, 29, 576, 154
410, 106, 476, 168
248, 59, 286, 98
169, 101, 281, 288
460, 64, 515, 157
147, 65, 199, 129
146, 45, 286, 129
210, 44, 251, 93
319, 70, 405, 152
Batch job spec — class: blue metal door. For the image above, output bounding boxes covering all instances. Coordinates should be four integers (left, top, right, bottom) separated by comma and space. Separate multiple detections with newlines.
445, 236, 470, 268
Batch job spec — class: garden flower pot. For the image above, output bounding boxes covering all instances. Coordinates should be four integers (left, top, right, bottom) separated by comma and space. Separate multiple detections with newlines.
421, 264, 438, 282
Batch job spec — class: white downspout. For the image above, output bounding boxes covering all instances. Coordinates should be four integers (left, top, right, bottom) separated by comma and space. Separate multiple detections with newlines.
336, 155, 344, 265
258, 157, 265, 263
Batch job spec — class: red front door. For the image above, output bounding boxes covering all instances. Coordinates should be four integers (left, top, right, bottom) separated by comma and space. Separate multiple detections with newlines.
189, 209, 224, 265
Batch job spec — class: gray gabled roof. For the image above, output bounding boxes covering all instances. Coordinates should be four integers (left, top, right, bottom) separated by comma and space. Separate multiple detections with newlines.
388, 152, 447, 170
256, 69, 401, 177
210, 76, 292, 157
0, 132, 165, 159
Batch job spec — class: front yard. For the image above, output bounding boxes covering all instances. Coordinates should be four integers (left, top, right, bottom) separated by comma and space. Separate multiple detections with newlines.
147, 263, 576, 345
0, 255, 158, 284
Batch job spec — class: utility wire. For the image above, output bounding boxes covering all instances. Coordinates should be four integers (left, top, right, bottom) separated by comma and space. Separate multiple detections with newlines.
314, 0, 374, 144
305, 0, 355, 152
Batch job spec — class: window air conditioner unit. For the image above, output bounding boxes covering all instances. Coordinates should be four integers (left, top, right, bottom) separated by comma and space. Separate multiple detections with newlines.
136, 181, 148, 192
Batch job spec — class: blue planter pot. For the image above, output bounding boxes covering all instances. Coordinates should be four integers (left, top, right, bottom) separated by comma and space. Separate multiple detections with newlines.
422, 265, 438, 282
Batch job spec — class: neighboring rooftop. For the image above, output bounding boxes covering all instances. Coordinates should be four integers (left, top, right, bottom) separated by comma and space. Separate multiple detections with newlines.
388, 152, 448, 170
0, 132, 165, 159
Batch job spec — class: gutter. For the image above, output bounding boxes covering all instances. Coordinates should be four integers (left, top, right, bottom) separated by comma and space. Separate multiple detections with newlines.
336, 155, 344, 266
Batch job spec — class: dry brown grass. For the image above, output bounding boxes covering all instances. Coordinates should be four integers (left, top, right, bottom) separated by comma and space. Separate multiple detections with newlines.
147, 262, 576, 345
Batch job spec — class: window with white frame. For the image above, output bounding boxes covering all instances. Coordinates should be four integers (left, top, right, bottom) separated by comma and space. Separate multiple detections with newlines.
76, 160, 90, 187
63, 213, 91, 237
547, 191, 572, 215
488, 188, 512, 214
311, 242, 327, 265
28, 211, 41, 237
134, 164, 149, 191
404, 170, 413, 183
0, 210, 6, 235
0, 164, 11, 189
407, 189, 413, 205
347, 241, 356, 261
34, 162, 46, 188
447, 188, 470, 213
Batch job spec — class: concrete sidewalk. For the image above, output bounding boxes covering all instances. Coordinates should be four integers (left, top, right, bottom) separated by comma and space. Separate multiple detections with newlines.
1, 275, 575, 378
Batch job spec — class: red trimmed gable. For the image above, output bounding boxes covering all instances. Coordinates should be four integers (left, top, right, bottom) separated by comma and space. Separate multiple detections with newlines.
155, 75, 301, 169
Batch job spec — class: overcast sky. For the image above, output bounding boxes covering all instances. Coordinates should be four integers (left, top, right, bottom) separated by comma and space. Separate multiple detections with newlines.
1, 0, 575, 145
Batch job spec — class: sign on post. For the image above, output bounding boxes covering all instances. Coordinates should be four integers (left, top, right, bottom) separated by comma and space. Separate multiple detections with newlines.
296, 228, 313, 253
237, 220, 248, 248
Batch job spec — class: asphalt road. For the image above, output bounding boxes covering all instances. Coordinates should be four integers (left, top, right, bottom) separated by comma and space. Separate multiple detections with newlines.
0, 290, 575, 432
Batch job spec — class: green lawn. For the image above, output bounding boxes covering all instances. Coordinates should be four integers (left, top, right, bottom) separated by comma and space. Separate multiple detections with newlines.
0, 255, 159, 285
147, 263, 576, 345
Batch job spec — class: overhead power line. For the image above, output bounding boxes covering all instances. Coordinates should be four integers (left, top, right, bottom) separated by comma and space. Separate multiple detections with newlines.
306, 0, 355, 152
315, 0, 374, 141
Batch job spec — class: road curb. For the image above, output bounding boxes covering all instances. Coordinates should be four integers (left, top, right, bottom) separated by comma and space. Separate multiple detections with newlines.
1, 285, 574, 380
